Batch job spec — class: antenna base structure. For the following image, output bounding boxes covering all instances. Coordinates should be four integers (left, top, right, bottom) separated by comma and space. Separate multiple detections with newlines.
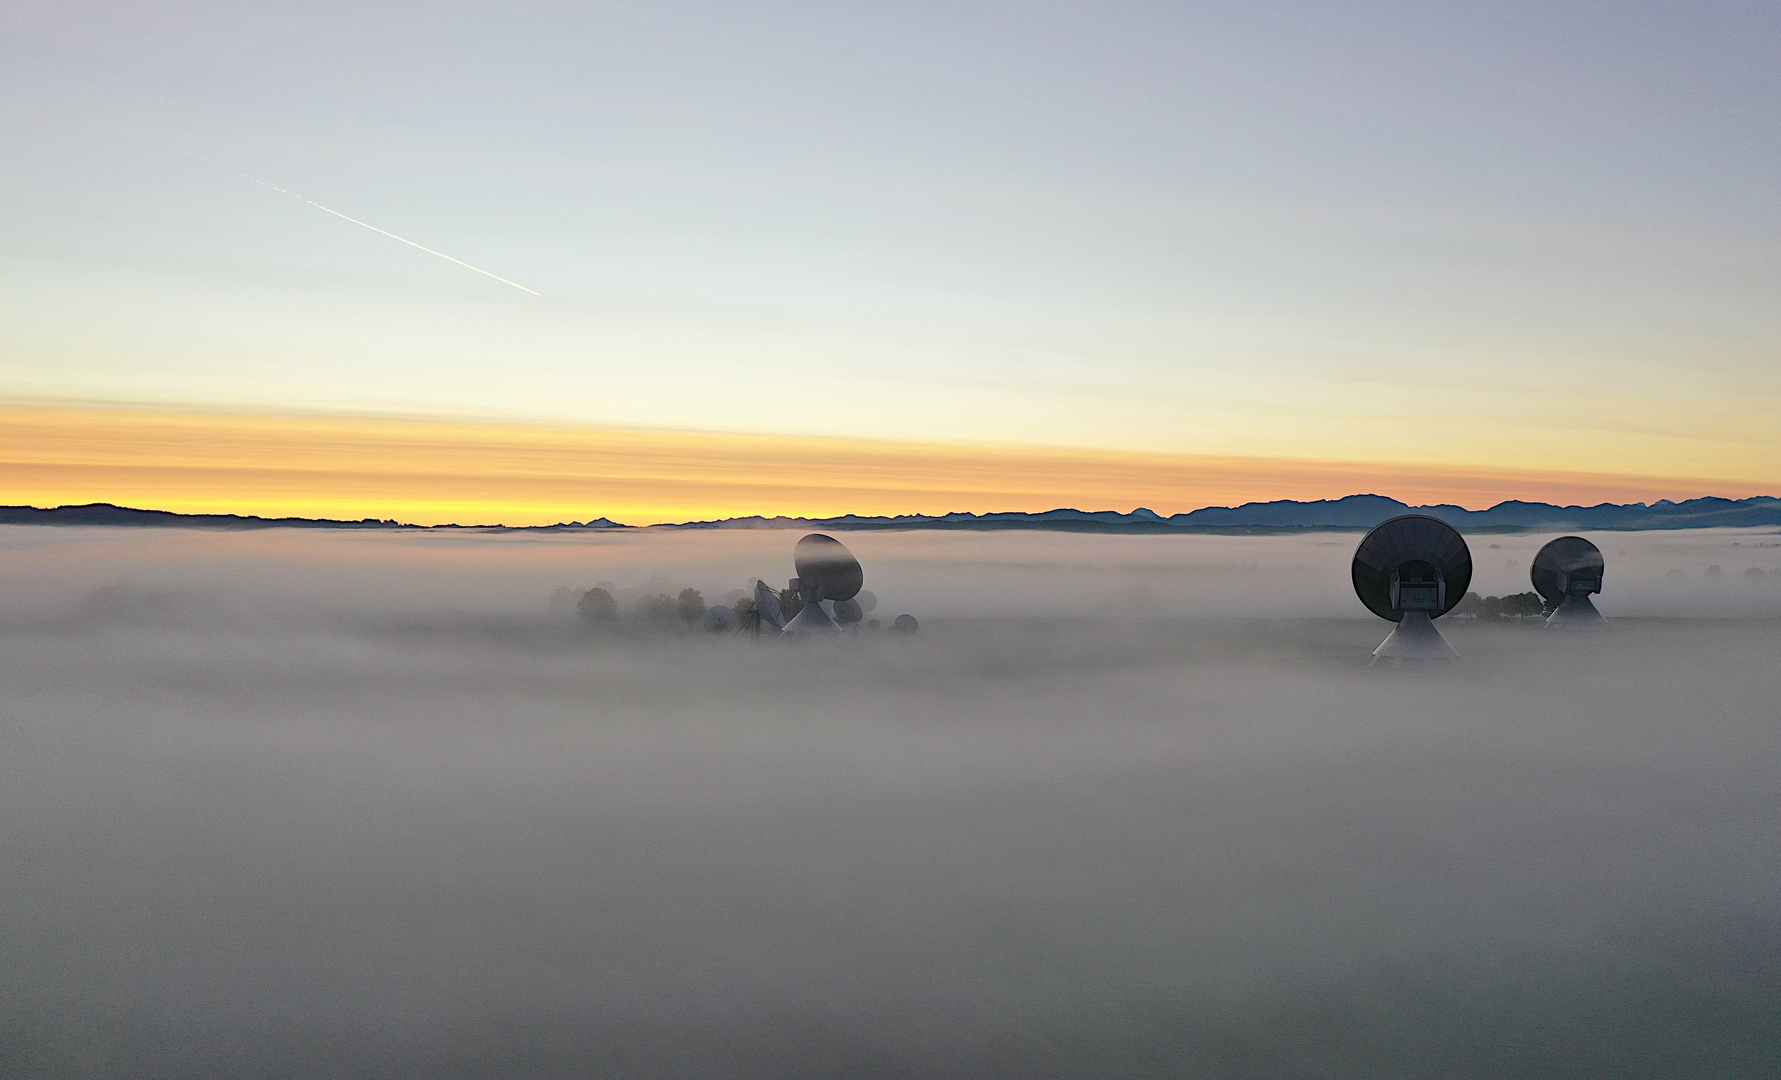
780, 602, 841, 634
1545, 593, 1606, 629
1370, 610, 1460, 665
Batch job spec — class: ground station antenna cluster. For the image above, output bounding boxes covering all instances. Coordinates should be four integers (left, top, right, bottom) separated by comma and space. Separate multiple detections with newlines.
733, 533, 916, 638
1352, 515, 1610, 663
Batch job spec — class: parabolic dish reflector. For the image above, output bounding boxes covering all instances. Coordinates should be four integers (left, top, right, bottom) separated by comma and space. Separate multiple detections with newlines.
1530, 536, 1604, 603
793, 534, 863, 603
1351, 514, 1472, 622
753, 580, 785, 629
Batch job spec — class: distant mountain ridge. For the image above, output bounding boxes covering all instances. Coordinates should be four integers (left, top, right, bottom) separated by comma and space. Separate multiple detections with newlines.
0, 504, 626, 531
668, 494, 1781, 532
3, 495, 1778, 532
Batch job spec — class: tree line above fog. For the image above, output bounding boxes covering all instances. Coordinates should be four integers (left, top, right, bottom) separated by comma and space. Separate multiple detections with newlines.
572, 586, 707, 627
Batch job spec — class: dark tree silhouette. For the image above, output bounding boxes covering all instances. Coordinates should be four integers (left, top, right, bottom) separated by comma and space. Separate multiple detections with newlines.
636, 593, 677, 622
779, 588, 805, 621
1498, 591, 1545, 618
577, 587, 617, 622
729, 596, 762, 635
677, 587, 706, 626
1452, 590, 1545, 619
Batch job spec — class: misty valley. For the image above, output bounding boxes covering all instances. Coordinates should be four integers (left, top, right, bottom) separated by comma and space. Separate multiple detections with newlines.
1, 526, 1778, 1078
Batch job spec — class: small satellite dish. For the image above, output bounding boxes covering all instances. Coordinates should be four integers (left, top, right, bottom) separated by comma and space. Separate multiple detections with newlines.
832, 598, 863, 625
1352, 514, 1471, 664
855, 589, 878, 614
1531, 536, 1606, 628
753, 580, 785, 630
893, 614, 918, 634
782, 534, 862, 634
702, 605, 737, 633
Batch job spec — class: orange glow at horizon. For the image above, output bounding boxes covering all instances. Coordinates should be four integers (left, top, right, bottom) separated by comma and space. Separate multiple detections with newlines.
1, 404, 1770, 527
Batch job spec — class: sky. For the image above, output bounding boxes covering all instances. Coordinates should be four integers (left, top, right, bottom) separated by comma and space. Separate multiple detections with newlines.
3, 1, 1779, 522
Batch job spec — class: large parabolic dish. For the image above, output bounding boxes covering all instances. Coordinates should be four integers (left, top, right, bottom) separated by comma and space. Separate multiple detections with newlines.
1352, 514, 1471, 663
792, 534, 864, 603
1531, 535, 1606, 627
1352, 514, 1473, 622
782, 534, 864, 635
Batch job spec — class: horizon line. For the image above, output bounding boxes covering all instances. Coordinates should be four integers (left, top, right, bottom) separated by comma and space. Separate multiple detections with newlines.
5, 493, 1777, 532
3, 402, 1775, 527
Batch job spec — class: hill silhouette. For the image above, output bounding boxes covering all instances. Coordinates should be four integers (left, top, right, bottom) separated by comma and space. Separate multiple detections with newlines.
3, 494, 1777, 532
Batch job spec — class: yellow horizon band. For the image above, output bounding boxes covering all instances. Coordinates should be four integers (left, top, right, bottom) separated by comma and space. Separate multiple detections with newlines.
0, 403, 1769, 527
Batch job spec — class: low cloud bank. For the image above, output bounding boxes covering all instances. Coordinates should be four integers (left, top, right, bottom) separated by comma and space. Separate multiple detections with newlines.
2, 525, 1778, 627
0, 526, 1777, 1077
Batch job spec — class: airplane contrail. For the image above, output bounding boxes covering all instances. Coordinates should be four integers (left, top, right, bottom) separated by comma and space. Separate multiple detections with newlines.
224, 164, 540, 296
295, 197, 541, 295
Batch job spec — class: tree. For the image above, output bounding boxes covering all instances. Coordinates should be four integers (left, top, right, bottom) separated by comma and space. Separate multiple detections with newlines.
577, 587, 617, 622
778, 587, 805, 621
636, 593, 677, 622
1498, 591, 1545, 618
1450, 590, 1544, 619
729, 596, 763, 635
677, 587, 706, 626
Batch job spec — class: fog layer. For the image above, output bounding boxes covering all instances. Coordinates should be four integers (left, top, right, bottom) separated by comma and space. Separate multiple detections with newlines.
2, 526, 1778, 1077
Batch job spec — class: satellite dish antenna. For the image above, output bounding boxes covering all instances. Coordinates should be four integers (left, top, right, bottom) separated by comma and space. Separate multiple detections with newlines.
1352, 514, 1471, 664
1531, 536, 1605, 628
793, 534, 863, 602
855, 590, 878, 614
702, 605, 737, 633
832, 598, 863, 625
892, 614, 918, 634
782, 534, 862, 635
753, 580, 785, 630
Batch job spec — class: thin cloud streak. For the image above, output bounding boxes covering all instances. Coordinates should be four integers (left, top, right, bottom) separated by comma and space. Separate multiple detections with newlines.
230, 165, 541, 296
297, 198, 542, 297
